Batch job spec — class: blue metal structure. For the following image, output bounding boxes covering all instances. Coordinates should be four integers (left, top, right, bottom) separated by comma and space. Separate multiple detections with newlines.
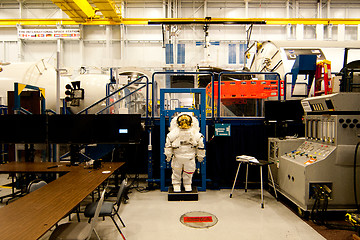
290, 55, 317, 96
13, 82, 46, 114
147, 71, 213, 189
151, 71, 215, 120
159, 88, 207, 192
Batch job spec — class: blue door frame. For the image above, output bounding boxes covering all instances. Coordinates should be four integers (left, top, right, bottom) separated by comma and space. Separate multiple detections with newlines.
160, 88, 207, 192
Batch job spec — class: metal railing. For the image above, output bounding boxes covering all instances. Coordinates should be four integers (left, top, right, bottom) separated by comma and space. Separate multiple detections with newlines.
77, 75, 149, 116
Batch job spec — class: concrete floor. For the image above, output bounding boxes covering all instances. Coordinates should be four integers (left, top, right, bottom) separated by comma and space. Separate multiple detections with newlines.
0, 175, 325, 240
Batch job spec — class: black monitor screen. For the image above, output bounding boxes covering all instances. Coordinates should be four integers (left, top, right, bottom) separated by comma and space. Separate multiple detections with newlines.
265, 100, 304, 122
48, 114, 141, 144
0, 114, 47, 143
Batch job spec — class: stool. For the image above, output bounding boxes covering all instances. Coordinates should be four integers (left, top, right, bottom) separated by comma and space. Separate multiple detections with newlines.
229, 158, 278, 208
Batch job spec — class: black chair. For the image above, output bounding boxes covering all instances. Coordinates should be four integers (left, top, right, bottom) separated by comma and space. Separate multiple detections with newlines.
84, 179, 127, 240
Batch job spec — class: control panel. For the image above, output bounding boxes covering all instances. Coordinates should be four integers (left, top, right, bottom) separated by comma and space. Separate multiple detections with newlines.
284, 141, 336, 165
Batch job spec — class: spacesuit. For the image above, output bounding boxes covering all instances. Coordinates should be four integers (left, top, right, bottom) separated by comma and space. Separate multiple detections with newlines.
164, 113, 206, 192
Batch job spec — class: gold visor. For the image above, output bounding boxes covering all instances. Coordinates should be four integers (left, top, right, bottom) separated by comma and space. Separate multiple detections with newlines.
177, 114, 192, 129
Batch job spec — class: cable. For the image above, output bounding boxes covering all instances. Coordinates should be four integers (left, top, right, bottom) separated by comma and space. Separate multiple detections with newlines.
354, 141, 360, 212
310, 184, 356, 231
125, 173, 150, 193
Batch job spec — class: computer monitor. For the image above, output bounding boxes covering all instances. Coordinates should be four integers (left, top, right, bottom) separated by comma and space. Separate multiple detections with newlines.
0, 114, 47, 143
48, 114, 141, 144
265, 100, 304, 122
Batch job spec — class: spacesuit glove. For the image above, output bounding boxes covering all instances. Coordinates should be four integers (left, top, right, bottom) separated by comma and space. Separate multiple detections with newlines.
197, 157, 204, 163
166, 156, 172, 162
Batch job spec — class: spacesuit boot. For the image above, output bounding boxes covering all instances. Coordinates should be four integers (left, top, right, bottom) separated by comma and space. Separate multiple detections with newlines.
184, 184, 192, 192
173, 184, 181, 192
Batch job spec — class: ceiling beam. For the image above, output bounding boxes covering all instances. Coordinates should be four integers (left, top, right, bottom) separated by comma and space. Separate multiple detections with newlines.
51, 0, 96, 22
2, 18, 360, 26
92, 0, 122, 22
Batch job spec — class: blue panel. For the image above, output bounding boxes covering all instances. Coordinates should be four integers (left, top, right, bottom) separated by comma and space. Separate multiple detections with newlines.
239, 43, 246, 64
165, 70, 174, 88
265, 74, 277, 80
210, 41, 220, 46
228, 44, 236, 64
177, 44, 185, 64
165, 44, 174, 64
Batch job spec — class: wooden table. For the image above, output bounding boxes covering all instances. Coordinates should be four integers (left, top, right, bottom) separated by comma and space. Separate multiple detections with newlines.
0, 161, 124, 240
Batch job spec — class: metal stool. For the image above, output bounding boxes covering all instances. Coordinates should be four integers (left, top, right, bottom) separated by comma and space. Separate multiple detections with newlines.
230, 158, 278, 208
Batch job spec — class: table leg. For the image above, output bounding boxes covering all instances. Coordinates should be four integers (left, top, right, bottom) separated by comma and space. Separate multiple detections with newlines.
268, 165, 278, 199
230, 162, 241, 198
245, 163, 248, 192
260, 165, 264, 208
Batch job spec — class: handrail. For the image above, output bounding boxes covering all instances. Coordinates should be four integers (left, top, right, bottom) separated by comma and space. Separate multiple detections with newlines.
151, 71, 215, 120
19, 107, 32, 115
77, 75, 149, 115
96, 84, 146, 115
218, 71, 282, 119
45, 109, 57, 115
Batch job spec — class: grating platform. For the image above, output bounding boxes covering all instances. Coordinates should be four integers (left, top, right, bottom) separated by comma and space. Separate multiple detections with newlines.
168, 186, 198, 201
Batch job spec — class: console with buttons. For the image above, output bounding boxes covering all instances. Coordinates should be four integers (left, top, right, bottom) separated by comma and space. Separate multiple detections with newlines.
277, 93, 360, 211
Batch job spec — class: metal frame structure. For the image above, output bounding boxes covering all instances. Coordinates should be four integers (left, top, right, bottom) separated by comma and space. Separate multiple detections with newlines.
159, 88, 207, 192
14, 82, 46, 115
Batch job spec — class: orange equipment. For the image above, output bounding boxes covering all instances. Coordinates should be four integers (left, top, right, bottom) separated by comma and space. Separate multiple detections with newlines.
206, 80, 284, 106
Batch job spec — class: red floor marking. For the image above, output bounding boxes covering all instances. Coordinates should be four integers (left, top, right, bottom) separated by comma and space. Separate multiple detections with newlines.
184, 216, 213, 222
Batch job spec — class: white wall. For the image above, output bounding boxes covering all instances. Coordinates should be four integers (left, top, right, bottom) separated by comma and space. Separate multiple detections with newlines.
1, 0, 360, 77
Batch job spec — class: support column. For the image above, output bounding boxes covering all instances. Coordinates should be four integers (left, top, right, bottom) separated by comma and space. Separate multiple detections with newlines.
245, 0, 249, 19
2, 41, 5, 62
16, 24, 23, 62
316, 24, 324, 40
56, 24, 63, 114
163, 0, 166, 18
328, 24, 333, 40
317, 0, 322, 18
295, 0, 299, 18
106, 25, 111, 65
204, 0, 207, 17
287, 24, 292, 40
296, 24, 304, 40
79, 25, 84, 67
338, 24, 345, 41
286, 0, 290, 18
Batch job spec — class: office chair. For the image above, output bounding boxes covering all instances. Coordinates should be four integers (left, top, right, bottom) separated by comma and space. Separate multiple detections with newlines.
49, 187, 106, 240
84, 179, 127, 240
27, 179, 47, 193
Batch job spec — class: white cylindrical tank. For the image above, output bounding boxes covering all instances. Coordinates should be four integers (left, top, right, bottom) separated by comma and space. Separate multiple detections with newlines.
250, 40, 360, 75
0, 61, 57, 109
0, 61, 111, 113
65, 74, 110, 114
250, 40, 360, 97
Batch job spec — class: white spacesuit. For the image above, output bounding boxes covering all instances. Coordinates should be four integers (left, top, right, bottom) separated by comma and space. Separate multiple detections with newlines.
164, 113, 206, 192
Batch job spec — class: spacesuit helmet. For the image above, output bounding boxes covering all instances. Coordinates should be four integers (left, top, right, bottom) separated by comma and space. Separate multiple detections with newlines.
177, 114, 192, 129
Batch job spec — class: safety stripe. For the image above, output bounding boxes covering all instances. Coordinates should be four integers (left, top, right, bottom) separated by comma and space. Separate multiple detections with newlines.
183, 170, 194, 174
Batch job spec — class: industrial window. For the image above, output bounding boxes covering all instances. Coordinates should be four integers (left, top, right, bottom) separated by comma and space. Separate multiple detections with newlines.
239, 43, 246, 65
166, 44, 174, 64
228, 44, 236, 64
177, 44, 185, 64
